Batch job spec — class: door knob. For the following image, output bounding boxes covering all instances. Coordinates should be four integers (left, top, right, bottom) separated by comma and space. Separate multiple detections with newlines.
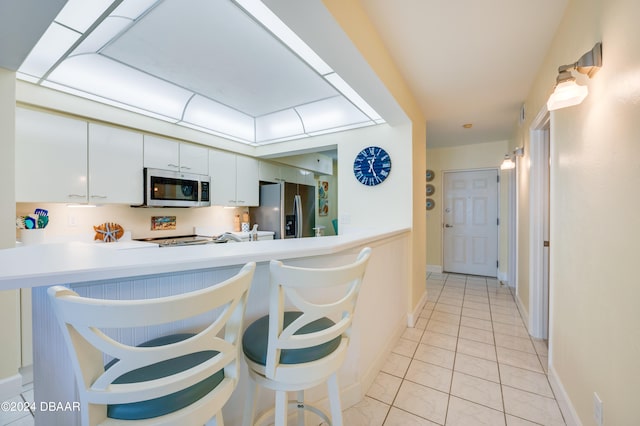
445, 224, 453, 228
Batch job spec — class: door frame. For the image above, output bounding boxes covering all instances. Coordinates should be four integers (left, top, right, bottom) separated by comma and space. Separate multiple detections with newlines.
529, 106, 551, 339
441, 167, 500, 277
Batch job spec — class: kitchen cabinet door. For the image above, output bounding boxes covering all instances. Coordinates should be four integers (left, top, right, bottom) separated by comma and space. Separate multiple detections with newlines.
89, 123, 143, 204
143, 135, 180, 171
15, 108, 88, 203
209, 149, 237, 206
235, 156, 259, 206
258, 161, 282, 183
179, 143, 208, 175
209, 150, 259, 206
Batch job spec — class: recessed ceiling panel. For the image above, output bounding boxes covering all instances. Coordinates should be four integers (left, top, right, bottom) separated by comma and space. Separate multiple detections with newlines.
101, 0, 337, 117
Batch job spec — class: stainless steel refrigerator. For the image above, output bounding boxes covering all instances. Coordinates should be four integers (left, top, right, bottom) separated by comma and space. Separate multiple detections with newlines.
249, 182, 315, 239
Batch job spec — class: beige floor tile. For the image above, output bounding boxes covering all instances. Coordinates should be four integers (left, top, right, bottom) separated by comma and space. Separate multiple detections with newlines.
494, 333, 536, 354
426, 319, 459, 337
383, 407, 439, 425
499, 364, 554, 398
431, 311, 461, 325
366, 372, 403, 405
492, 312, 524, 326
450, 371, 504, 411
420, 331, 458, 352
381, 352, 411, 378
464, 288, 488, 297
496, 347, 543, 373
532, 338, 548, 357
460, 316, 493, 332
402, 327, 425, 343
393, 338, 419, 358
506, 414, 540, 425
463, 294, 489, 304
539, 355, 549, 374
434, 303, 462, 315
454, 353, 500, 382
415, 317, 428, 330
456, 338, 497, 362
463, 301, 491, 312
393, 381, 448, 425
445, 396, 506, 426
458, 326, 495, 345
438, 296, 464, 307
341, 396, 390, 426
405, 359, 453, 393
414, 344, 456, 369
492, 322, 529, 338
461, 307, 492, 321
419, 308, 433, 319
502, 386, 565, 425
3, 415, 35, 426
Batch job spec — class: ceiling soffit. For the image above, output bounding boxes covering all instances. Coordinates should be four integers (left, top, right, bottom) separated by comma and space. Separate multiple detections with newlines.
17, 0, 383, 145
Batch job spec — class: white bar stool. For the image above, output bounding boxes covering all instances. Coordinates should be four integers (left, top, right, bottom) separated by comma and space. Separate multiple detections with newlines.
242, 248, 371, 426
48, 262, 256, 426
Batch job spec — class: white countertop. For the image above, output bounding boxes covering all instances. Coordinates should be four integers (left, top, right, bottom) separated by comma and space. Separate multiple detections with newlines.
0, 228, 409, 290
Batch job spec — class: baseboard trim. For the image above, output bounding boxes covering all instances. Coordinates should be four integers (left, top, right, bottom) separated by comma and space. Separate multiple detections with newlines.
407, 290, 429, 328
0, 373, 22, 402
497, 270, 508, 283
548, 364, 582, 426
514, 292, 529, 333
427, 265, 443, 273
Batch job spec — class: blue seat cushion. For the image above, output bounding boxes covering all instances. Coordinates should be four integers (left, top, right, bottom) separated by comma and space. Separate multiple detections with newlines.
105, 333, 224, 421
242, 311, 342, 366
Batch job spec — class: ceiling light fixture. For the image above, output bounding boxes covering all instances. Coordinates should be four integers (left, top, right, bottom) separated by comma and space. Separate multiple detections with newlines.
462, 123, 472, 129
547, 42, 602, 111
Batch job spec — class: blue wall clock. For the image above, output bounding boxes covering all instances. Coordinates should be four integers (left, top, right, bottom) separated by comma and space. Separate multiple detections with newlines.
353, 146, 391, 186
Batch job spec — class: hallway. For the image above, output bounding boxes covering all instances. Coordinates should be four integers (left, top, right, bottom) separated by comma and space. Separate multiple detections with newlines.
342, 273, 566, 425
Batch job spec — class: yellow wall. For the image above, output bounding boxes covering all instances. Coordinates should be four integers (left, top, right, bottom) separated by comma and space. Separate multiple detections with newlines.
425, 140, 508, 270
516, 0, 640, 422
323, 0, 427, 312
0, 68, 21, 395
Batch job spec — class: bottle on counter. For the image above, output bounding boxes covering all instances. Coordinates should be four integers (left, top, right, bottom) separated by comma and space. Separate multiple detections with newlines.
233, 215, 241, 232
249, 224, 259, 242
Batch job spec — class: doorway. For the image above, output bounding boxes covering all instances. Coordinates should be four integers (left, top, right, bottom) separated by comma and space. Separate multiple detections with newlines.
443, 169, 499, 277
529, 109, 551, 340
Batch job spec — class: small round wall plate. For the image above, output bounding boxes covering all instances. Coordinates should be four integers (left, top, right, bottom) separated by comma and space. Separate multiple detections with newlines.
426, 169, 435, 182
426, 184, 435, 196
426, 198, 435, 210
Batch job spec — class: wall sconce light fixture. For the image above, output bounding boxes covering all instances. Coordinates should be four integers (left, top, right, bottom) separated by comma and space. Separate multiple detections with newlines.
500, 147, 524, 170
547, 42, 602, 111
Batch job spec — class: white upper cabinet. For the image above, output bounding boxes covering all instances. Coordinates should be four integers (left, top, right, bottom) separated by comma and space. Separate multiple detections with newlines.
88, 123, 143, 204
16, 108, 88, 203
179, 143, 209, 175
143, 135, 208, 175
210, 150, 258, 207
259, 160, 315, 186
235, 155, 259, 206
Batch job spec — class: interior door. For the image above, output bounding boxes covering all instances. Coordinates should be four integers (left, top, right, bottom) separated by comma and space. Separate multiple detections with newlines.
443, 169, 499, 277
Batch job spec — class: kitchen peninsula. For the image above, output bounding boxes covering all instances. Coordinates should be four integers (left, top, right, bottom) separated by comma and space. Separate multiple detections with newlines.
0, 228, 410, 425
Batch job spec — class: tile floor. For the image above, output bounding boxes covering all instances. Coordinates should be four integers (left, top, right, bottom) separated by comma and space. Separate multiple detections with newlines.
341, 272, 566, 426
1, 272, 566, 426
0, 382, 34, 426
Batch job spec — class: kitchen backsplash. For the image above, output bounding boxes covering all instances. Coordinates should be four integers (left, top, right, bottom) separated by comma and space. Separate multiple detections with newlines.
16, 203, 245, 241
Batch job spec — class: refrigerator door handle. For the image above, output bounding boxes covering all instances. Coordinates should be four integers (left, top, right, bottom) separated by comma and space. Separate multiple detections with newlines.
294, 194, 302, 238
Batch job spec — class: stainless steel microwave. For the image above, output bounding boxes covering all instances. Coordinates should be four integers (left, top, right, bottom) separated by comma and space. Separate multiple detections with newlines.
141, 168, 210, 207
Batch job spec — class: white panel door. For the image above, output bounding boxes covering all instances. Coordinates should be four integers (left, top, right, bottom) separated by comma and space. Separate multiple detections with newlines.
443, 169, 499, 277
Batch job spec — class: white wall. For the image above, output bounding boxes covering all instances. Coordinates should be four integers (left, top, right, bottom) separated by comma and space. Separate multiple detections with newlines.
515, 0, 640, 423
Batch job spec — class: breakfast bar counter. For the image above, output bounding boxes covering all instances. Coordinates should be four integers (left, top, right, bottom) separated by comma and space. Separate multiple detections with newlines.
0, 228, 411, 426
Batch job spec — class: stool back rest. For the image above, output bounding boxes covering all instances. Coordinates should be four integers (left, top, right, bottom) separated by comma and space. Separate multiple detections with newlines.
47, 262, 256, 406
265, 248, 371, 376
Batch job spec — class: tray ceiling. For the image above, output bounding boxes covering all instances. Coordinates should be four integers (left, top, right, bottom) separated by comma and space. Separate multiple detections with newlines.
17, 0, 383, 145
